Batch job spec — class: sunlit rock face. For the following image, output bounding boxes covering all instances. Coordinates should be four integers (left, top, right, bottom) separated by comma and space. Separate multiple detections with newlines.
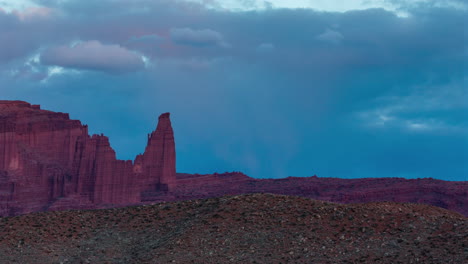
0, 101, 176, 216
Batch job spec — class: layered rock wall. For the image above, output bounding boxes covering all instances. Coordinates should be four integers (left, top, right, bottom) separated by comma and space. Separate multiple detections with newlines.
0, 101, 176, 216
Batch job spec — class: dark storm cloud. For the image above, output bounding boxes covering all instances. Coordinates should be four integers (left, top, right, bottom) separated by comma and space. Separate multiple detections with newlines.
1, 0, 466, 180
170, 28, 229, 47
0, 7, 54, 63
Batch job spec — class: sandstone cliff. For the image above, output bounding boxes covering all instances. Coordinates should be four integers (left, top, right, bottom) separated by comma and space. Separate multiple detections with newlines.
0, 101, 176, 216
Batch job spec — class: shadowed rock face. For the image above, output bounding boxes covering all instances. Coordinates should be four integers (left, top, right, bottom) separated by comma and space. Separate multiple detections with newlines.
0, 101, 176, 216
0, 101, 466, 217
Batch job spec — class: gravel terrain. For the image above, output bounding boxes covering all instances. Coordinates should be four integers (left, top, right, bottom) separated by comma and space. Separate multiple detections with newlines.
0, 193, 466, 263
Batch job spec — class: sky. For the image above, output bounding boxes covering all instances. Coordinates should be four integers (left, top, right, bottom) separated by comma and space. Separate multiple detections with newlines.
0, 0, 466, 181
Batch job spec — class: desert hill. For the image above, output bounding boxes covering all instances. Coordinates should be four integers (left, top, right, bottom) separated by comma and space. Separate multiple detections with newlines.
0, 194, 466, 263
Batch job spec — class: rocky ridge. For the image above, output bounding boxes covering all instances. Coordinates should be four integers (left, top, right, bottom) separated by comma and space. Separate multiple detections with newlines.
172, 173, 468, 216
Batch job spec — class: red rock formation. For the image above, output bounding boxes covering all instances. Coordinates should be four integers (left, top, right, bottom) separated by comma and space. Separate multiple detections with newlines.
0, 101, 176, 216
141, 113, 176, 192
0, 100, 466, 217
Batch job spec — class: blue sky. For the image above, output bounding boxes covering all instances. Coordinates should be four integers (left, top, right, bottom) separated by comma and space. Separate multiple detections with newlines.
0, 0, 467, 180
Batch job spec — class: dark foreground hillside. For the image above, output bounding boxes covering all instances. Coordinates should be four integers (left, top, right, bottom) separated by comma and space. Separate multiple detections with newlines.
0, 194, 466, 263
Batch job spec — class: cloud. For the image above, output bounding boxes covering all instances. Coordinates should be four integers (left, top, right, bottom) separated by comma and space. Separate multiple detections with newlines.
125, 34, 166, 57
190, 0, 467, 14
13, 7, 54, 21
170, 27, 230, 47
40, 41, 145, 74
316, 28, 344, 45
256, 43, 275, 52
0, 7, 54, 63
355, 81, 468, 134
127, 34, 164, 43
156, 56, 231, 71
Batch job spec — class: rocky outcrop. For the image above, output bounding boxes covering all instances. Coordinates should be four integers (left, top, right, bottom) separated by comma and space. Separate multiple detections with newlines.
0, 101, 176, 216
0, 100, 466, 217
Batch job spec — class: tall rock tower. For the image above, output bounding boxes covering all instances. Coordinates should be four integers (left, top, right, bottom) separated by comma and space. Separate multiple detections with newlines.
141, 113, 176, 192
0, 101, 178, 216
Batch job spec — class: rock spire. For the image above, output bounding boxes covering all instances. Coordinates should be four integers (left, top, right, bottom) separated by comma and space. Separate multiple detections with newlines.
0, 101, 177, 216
